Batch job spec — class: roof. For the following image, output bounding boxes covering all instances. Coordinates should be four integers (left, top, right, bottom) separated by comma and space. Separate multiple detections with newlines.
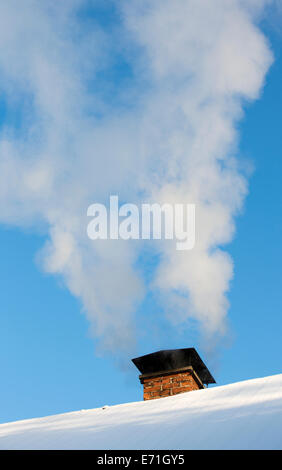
132, 348, 216, 385
1, 373, 282, 449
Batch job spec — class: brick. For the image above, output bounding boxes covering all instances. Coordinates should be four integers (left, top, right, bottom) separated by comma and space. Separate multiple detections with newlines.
155, 390, 171, 398
143, 394, 152, 400
144, 385, 163, 393
142, 369, 201, 401
162, 383, 173, 391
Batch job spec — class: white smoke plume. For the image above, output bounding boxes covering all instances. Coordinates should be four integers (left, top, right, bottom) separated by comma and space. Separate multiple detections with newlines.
0, 0, 274, 354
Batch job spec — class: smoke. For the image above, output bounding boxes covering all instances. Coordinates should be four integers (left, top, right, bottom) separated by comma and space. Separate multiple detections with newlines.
0, 0, 274, 355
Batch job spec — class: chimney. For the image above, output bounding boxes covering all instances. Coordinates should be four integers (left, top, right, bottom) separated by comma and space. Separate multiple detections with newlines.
132, 348, 216, 400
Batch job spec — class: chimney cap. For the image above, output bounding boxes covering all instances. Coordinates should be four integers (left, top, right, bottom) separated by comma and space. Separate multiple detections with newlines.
132, 348, 216, 385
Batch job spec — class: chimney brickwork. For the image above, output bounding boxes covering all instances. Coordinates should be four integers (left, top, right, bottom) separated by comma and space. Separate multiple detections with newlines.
132, 348, 215, 401
142, 369, 203, 400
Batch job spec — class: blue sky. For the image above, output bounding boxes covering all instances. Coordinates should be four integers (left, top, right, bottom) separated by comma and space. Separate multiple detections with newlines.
0, 1, 282, 424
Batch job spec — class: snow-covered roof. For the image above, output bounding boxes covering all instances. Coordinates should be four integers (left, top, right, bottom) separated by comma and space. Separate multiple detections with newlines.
1, 373, 282, 450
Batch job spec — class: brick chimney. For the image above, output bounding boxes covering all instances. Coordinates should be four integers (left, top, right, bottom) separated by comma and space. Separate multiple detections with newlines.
132, 348, 216, 400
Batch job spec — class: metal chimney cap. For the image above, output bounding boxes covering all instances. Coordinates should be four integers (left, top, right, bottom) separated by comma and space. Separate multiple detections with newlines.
132, 348, 216, 385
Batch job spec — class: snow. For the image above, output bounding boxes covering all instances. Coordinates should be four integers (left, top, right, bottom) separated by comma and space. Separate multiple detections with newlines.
1, 373, 282, 449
